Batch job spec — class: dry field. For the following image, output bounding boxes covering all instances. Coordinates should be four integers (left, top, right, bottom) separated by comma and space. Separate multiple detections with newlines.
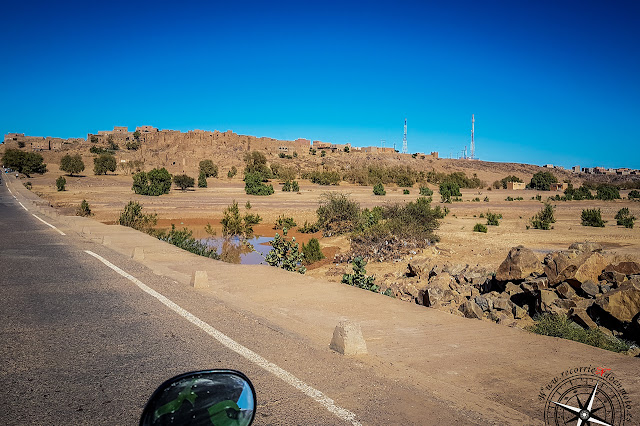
22, 169, 640, 283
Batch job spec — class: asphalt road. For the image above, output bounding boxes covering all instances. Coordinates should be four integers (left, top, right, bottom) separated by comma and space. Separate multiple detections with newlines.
0, 180, 479, 425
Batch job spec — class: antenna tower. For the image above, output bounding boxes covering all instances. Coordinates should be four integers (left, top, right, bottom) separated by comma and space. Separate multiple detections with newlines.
470, 114, 475, 159
402, 118, 408, 154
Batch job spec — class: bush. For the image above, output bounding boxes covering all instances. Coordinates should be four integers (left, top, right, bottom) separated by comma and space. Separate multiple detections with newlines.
125, 141, 140, 150
56, 176, 66, 191
419, 186, 433, 196
265, 229, 306, 274
275, 215, 297, 230
221, 200, 262, 238
24, 181, 32, 190
629, 189, 640, 200
227, 166, 237, 178
473, 223, 487, 233
89, 146, 110, 155
244, 172, 274, 195
581, 208, 606, 227
157, 225, 219, 259
117, 201, 157, 232
76, 199, 92, 217
529, 171, 557, 191
198, 171, 207, 188
530, 203, 556, 230
132, 168, 172, 196
485, 211, 502, 226
316, 192, 361, 236
596, 184, 621, 201
282, 180, 300, 192
1, 148, 47, 177
373, 183, 386, 195
199, 160, 218, 178
342, 256, 378, 292
564, 185, 593, 200
299, 220, 320, 233
173, 174, 195, 191
439, 181, 461, 203
60, 154, 85, 176
302, 238, 325, 264
93, 154, 117, 175
308, 170, 341, 185
403, 189, 410, 195
615, 208, 635, 229
527, 314, 630, 353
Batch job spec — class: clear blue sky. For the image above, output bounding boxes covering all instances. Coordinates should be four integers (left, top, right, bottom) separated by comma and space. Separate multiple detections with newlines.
2, 0, 639, 169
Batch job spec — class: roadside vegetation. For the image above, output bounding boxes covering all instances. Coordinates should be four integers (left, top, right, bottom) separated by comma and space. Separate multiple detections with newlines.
1, 148, 47, 177
76, 199, 92, 217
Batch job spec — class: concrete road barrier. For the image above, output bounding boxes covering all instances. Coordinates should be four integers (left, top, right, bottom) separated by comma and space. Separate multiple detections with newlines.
330, 320, 367, 355
191, 270, 209, 288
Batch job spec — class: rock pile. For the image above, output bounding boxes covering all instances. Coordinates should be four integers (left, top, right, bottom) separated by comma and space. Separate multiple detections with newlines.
386, 242, 640, 348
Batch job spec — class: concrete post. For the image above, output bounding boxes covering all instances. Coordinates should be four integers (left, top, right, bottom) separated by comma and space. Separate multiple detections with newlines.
330, 320, 367, 355
132, 247, 145, 261
191, 271, 209, 288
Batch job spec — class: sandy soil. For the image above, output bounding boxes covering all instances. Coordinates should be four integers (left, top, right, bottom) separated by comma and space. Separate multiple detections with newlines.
23, 171, 640, 283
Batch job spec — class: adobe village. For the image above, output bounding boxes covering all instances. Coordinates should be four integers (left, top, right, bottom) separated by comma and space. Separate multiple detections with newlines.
2, 125, 640, 356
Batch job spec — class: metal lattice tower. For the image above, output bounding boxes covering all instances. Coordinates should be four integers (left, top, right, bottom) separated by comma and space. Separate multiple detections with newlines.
402, 118, 408, 154
470, 114, 475, 159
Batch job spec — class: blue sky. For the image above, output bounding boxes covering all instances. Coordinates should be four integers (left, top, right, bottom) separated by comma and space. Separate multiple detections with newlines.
1, 0, 639, 169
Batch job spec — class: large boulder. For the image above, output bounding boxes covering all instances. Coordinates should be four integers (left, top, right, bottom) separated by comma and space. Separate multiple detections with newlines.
556, 282, 577, 299
496, 246, 543, 282
594, 280, 640, 324
580, 280, 600, 298
543, 250, 608, 287
604, 262, 640, 276
568, 241, 603, 252
459, 300, 483, 319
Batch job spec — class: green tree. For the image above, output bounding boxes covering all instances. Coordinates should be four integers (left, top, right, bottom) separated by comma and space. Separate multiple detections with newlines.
133, 130, 141, 141
199, 159, 218, 178
581, 208, 606, 227
614, 208, 635, 228
106, 134, 119, 151
76, 199, 92, 217
1, 149, 47, 177
198, 171, 207, 188
132, 168, 172, 196
473, 223, 488, 233
500, 175, 523, 189
439, 181, 461, 203
244, 172, 274, 195
530, 203, 556, 230
227, 166, 237, 178
316, 192, 361, 236
93, 154, 117, 175
60, 154, 85, 176
628, 190, 640, 200
221, 200, 262, 238
243, 151, 271, 177
56, 176, 66, 191
302, 238, 325, 264
344, 146, 350, 153
117, 201, 157, 232
596, 184, 621, 200
373, 183, 386, 195
529, 171, 558, 191
173, 174, 195, 191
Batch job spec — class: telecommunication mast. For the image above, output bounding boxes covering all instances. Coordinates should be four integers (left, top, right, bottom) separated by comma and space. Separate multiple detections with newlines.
402, 118, 408, 154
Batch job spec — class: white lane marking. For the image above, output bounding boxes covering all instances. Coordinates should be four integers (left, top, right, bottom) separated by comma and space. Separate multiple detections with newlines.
84, 250, 361, 426
18, 202, 28, 211
32, 214, 66, 235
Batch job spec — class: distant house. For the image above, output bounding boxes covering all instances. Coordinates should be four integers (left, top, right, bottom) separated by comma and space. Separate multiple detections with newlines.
549, 183, 567, 191
572, 165, 580, 173
507, 182, 526, 190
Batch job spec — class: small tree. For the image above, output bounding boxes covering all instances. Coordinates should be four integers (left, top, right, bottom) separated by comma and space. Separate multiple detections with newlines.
76, 199, 92, 217
343, 146, 350, 153
342, 256, 377, 292
227, 166, 237, 178
581, 208, 606, 227
173, 174, 195, 191
302, 238, 325, 264
596, 184, 621, 201
221, 200, 262, 238
60, 154, 85, 176
93, 154, 117, 175
419, 186, 433, 196
132, 168, 172, 196
373, 183, 386, 195
198, 171, 207, 188
56, 176, 66, 191
133, 130, 141, 141
529, 171, 557, 191
473, 223, 488, 233
117, 201, 157, 233
500, 175, 523, 189
530, 203, 556, 230
615, 208, 635, 229
628, 190, 640, 200
199, 159, 218, 178
106, 134, 119, 151
485, 211, 501, 226
244, 172, 274, 196
439, 181, 461, 203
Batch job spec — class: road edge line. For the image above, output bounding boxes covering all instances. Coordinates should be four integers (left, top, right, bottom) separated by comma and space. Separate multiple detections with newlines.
32, 213, 66, 235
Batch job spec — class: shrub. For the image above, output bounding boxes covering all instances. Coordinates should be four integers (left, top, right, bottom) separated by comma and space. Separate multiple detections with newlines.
527, 314, 630, 353
564, 185, 593, 200
221, 200, 262, 238
24, 181, 32, 190
282, 180, 300, 192
403, 189, 410, 195
596, 184, 621, 201
173, 174, 195, 191
198, 171, 207, 188
439, 181, 461, 203
60, 154, 85, 176
275, 215, 297, 230
373, 183, 386, 195
89, 146, 110, 155
342, 256, 378, 292
302, 238, 325, 264
581, 208, 606, 227
419, 186, 433, 196
56, 176, 66, 191
316, 192, 361, 236
265, 229, 306, 274
485, 211, 502, 226
628, 189, 640, 200
117, 201, 157, 232
530, 203, 556, 230
227, 166, 237, 178
320, 150, 326, 157
157, 225, 219, 259
615, 208, 635, 229
395, 174, 414, 187
299, 220, 320, 233
308, 170, 341, 185
199, 159, 218, 178
1, 148, 47, 177
125, 140, 140, 150
483, 196, 489, 202
93, 154, 117, 175
244, 172, 274, 195
132, 168, 172, 196
76, 199, 92, 217
473, 223, 487, 233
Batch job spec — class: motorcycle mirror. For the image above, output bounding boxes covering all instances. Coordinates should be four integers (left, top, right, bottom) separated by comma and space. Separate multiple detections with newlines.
140, 369, 256, 426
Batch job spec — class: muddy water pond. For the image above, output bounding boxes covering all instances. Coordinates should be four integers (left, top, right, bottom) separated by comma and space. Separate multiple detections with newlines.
203, 236, 273, 265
